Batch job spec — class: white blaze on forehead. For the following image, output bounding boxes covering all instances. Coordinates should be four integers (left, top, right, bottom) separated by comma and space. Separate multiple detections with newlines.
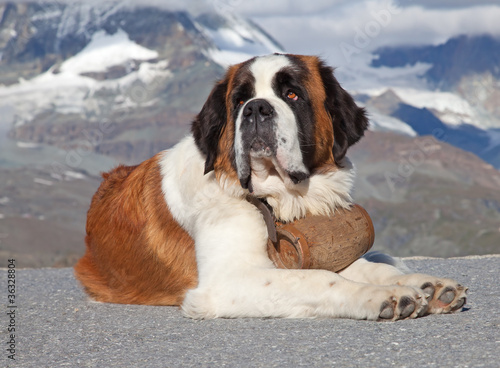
250, 54, 291, 97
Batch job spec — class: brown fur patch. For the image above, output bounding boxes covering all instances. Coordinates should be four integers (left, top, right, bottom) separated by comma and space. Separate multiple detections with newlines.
295, 55, 336, 169
213, 64, 240, 184
74, 153, 198, 305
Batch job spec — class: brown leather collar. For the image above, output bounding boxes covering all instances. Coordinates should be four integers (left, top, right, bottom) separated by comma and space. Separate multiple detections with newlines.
246, 195, 278, 243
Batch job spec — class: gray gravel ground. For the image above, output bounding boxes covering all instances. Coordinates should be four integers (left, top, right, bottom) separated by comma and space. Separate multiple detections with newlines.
1, 255, 499, 368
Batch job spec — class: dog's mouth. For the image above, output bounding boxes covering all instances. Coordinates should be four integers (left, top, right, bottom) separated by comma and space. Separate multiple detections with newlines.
238, 136, 310, 193
249, 137, 273, 158
238, 136, 274, 192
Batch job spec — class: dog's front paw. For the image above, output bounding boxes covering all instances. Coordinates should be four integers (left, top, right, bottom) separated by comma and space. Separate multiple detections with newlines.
389, 274, 467, 315
419, 278, 467, 314
374, 286, 428, 321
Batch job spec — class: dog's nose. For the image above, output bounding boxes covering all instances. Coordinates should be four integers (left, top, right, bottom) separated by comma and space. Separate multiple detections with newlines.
243, 99, 274, 119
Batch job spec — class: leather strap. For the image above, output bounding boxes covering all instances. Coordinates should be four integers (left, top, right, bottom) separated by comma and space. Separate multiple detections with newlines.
246, 195, 278, 243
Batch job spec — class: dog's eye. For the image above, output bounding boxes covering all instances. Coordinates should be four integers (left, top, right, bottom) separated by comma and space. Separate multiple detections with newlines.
287, 91, 298, 101
239, 100, 245, 106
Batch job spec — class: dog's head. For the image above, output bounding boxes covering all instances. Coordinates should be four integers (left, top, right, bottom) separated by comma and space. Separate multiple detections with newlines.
192, 54, 368, 194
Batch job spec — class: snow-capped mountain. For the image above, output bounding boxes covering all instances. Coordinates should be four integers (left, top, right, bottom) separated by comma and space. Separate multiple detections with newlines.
0, 1, 282, 167
349, 35, 500, 169
195, 12, 283, 67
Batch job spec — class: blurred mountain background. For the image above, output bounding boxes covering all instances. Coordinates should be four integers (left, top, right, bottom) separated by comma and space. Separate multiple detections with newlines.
0, 0, 499, 267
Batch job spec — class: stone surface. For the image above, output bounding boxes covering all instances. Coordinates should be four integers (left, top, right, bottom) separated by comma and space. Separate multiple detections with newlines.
1, 255, 499, 367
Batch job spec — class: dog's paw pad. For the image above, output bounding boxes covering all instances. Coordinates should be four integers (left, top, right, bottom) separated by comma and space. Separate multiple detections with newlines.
379, 298, 396, 320
438, 287, 456, 305
399, 296, 416, 319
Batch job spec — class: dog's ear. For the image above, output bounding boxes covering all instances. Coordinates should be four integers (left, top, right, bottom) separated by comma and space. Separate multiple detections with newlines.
319, 63, 368, 165
191, 79, 228, 174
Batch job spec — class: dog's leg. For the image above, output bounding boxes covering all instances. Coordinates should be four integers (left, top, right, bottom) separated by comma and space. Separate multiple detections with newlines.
338, 256, 467, 314
182, 267, 429, 321
181, 202, 428, 321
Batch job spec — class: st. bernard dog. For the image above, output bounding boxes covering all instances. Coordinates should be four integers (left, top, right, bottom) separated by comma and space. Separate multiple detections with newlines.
75, 54, 467, 320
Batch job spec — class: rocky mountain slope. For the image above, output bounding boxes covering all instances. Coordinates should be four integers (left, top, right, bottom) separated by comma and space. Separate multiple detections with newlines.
351, 131, 500, 257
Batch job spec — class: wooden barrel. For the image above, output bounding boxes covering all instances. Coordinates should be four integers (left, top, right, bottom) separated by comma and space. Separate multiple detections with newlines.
267, 204, 375, 272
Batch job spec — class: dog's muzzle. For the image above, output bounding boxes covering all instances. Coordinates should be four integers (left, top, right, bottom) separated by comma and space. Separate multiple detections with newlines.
236, 98, 310, 191
238, 99, 277, 189
242, 99, 276, 157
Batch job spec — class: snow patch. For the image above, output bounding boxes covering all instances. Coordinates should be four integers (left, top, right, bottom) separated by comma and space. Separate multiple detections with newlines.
361, 86, 479, 128
34, 178, 53, 186
197, 13, 283, 68
368, 111, 417, 137
205, 49, 256, 68
0, 28, 172, 126
60, 29, 158, 75
64, 171, 86, 180
391, 87, 475, 125
17, 141, 42, 149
